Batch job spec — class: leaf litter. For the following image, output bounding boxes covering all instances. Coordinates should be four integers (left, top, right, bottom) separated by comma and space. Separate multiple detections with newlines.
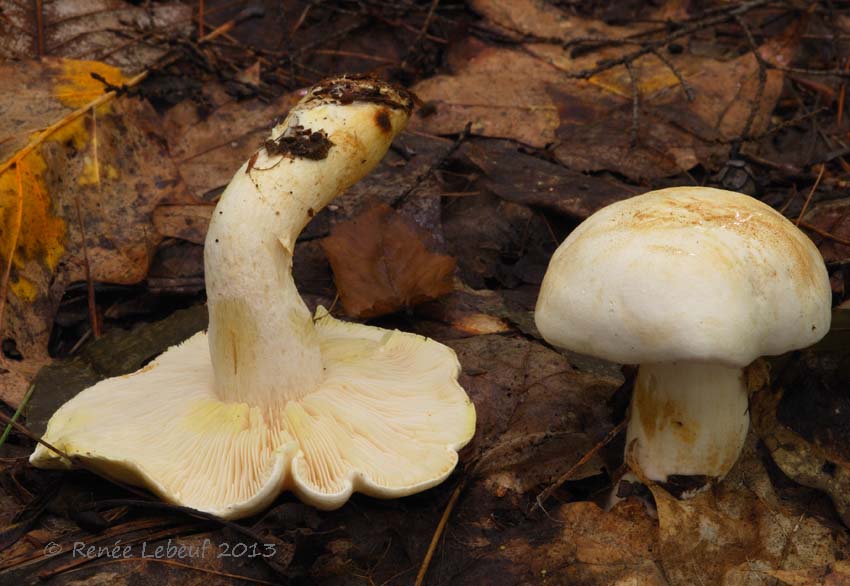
1, 0, 850, 584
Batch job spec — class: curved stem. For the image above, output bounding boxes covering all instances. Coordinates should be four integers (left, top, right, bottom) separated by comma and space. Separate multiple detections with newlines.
203, 79, 413, 408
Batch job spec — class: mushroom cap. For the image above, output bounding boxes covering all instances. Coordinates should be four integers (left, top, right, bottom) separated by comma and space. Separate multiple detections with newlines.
535, 187, 832, 367
30, 309, 475, 519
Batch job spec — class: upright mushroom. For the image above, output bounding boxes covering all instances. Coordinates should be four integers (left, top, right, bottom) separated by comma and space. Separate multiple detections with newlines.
31, 77, 476, 519
535, 187, 831, 492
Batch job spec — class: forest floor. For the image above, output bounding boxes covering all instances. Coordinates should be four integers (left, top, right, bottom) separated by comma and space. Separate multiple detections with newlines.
1, 1, 850, 584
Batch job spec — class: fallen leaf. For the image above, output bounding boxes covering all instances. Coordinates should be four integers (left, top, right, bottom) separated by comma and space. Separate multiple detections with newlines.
413, 0, 798, 180
161, 84, 301, 201
448, 334, 620, 493
152, 204, 215, 245
461, 138, 639, 219
0, 58, 188, 404
751, 372, 850, 528
320, 203, 456, 318
767, 562, 850, 586
803, 199, 850, 264
0, 0, 190, 70
650, 434, 850, 586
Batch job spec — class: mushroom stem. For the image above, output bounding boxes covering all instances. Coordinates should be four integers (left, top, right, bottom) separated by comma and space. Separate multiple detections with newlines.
204, 79, 413, 408
626, 362, 749, 484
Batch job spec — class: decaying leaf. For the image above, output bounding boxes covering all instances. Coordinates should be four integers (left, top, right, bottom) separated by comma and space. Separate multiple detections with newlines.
160, 84, 301, 201
649, 434, 850, 586
804, 199, 850, 264
320, 203, 456, 318
448, 334, 620, 494
413, 0, 798, 180
0, 0, 191, 70
767, 562, 850, 586
0, 58, 187, 404
461, 139, 639, 220
751, 372, 850, 527
493, 500, 666, 585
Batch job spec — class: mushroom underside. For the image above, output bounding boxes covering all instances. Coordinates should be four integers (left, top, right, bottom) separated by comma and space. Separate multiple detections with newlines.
30, 310, 475, 519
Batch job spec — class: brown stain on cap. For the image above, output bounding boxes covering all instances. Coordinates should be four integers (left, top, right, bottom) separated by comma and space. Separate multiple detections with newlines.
375, 108, 392, 134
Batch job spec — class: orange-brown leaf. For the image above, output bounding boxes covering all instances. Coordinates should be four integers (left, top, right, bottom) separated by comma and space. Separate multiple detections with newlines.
320, 203, 456, 318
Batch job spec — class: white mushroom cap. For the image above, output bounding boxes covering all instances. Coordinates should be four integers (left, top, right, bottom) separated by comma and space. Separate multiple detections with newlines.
535, 187, 832, 367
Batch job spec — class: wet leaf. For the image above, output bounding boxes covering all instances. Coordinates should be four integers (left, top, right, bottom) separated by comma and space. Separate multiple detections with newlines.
650, 435, 850, 585
0, 0, 190, 70
767, 562, 850, 586
160, 84, 301, 202
461, 139, 639, 220
413, 0, 798, 180
0, 58, 188, 405
320, 203, 456, 318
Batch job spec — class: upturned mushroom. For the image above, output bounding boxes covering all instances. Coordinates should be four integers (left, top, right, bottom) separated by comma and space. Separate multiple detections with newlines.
30, 77, 476, 519
535, 187, 831, 492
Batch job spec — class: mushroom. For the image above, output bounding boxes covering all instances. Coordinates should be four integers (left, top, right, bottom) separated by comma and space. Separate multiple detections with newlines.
534, 187, 831, 492
30, 77, 476, 519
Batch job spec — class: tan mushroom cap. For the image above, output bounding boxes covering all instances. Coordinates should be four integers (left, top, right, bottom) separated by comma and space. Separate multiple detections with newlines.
31, 308, 475, 518
535, 187, 832, 367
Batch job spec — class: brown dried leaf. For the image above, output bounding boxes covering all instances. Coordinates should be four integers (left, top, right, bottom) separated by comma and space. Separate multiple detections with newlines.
413, 0, 798, 180
751, 380, 850, 528
804, 199, 850, 264
0, 58, 188, 404
448, 334, 620, 493
767, 562, 850, 586
320, 203, 456, 318
650, 436, 850, 586
494, 500, 665, 585
0, 0, 190, 70
461, 139, 639, 220
152, 204, 215, 245
161, 85, 301, 201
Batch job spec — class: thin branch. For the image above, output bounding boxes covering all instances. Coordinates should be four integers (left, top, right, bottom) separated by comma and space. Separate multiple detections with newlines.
565, 0, 774, 80
47, 557, 278, 586
734, 15, 767, 140
33, 0, 44, 58
796, 164, 825, 226
625, 61, 640, 147
799, 221, 850, 247
414, 482, 462, 586
393, 122, 472, 209
650, 48, 695, 101
531, 419, 628, 513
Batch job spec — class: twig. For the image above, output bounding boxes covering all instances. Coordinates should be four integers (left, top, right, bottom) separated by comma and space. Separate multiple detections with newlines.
414, 481, 462, 586
531, 418, 628, 513
624, 61, 640, 147
650, 48, 695, 101
0, 411, 152, 500
565, 0, 773, 80
76, 109, 101, 338
0, 384, 35, 449
91, 500, 279, 560
49, 557, 278, 585
796, 164, 825, 226
839, 57, 850, 127
409, 0, 440, 51
393, 122, 472, 209
33, 0, 44, 58
735, 15, 767, 140
799, 221, 850, 247
197, 0, 204, 39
